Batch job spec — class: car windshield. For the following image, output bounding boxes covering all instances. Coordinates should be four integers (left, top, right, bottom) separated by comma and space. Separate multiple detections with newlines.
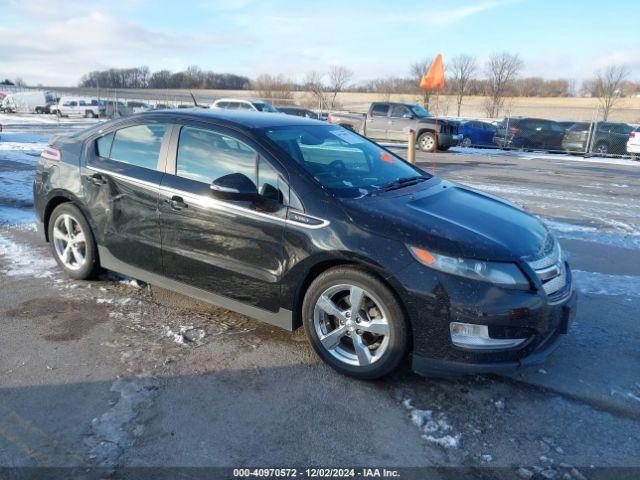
263, 125, 429, 198
409, 104, 431, 118
252, 102, 279, 112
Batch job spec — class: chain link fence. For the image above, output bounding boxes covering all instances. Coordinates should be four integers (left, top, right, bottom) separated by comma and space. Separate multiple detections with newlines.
1, 85, 639, 159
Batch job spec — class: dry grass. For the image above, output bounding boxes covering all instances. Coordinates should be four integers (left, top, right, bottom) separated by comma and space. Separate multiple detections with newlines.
57, 86, 640, 123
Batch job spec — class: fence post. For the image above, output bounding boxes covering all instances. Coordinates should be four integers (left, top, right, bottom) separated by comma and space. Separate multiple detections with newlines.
585, 107, 598, 157
407, 129, 416, 164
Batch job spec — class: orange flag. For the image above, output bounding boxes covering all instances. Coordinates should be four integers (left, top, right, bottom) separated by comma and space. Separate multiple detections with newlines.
419, 54, 445, 90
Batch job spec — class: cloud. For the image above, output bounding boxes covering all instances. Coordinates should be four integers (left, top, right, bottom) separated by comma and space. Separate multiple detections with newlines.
0, 11, 234, 85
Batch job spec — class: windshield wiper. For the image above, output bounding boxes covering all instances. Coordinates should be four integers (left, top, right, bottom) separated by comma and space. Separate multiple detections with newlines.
367, 176, 427, 195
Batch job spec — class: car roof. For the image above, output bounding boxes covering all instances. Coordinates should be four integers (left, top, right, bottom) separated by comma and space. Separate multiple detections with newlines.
214, 98, 266, 104
136, 108, 323, 129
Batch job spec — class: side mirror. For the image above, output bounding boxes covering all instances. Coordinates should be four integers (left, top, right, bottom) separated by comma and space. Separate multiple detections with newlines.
403, 112, 413, 119
210, 173, 258, 200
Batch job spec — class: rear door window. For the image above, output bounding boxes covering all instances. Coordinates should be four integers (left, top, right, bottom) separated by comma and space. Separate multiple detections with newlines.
109, 124, 166, 170
96, 132, 115, 157
389, 105, 410, 118
371, 104, 389, 117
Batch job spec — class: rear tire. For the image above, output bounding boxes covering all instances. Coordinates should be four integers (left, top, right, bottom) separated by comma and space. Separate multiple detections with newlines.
417, 132, 436, 152
594, 142, 609, 155
48, 203, 99, 280
302, 267, 408, 380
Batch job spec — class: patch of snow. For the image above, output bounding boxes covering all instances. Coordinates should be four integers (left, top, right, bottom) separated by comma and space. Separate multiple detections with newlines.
86, 377, 156, 466
572, 270, 640, 298
421, 433, 461, 449
164, 325, 206, 345
0, 232, 55, 277
402, 397, 461, 450
119, 278, 143, 289
544, 220, 640, 250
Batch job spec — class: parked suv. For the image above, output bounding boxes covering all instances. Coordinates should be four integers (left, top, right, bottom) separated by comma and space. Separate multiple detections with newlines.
590, 122, 635, 156
211, 98, 279, 113
494, 117, 565, 151
55, 97, 105, 118
561, 121, 634, 156
34, 109, 575, 379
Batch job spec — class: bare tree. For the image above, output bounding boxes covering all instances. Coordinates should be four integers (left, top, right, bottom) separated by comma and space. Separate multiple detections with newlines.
410, 57, 433, 108
305, 71, 329, 111
327, 65, 353, 110
484, 52, 523, 118
592, 64, 630, 120
252, 74, 294, 104
449, 54, 477, 117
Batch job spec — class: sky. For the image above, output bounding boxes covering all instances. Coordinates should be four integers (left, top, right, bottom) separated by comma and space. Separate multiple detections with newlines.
0, 0, 638, 87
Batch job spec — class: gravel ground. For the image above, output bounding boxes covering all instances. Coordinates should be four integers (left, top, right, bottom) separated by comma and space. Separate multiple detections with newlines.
0, 124, 639, 479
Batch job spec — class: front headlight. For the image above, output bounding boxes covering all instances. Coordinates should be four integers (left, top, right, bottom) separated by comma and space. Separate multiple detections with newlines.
408, 245, 530, 289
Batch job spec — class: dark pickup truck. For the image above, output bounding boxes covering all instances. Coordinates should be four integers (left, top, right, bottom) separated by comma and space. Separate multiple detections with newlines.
328, 102, 461, 152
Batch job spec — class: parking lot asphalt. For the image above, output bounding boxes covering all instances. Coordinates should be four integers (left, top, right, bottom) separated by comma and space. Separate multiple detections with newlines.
0, 129, 639, 478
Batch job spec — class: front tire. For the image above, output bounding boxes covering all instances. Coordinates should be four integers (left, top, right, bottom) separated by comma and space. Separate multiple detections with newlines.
48, 203, 99, 280
302, 267, 408, 379
417, 132, 436, 152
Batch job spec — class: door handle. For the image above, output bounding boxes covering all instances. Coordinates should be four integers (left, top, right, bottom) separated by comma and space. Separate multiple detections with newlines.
89, 173, 107, 186
166, 195, 188, 211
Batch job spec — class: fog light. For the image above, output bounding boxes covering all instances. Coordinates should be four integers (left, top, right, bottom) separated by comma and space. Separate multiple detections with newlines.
450, 322, 527, 350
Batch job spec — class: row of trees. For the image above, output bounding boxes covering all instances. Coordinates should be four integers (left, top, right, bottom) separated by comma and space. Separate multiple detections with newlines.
74, 55, 637, 120
79, 66, 250, 90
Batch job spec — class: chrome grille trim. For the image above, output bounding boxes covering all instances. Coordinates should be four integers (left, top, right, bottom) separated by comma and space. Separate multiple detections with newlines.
542, 266, 567, 295
527, 241, 567, 296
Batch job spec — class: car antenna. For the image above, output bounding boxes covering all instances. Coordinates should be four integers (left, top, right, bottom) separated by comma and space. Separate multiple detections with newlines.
189, 90, 201, 108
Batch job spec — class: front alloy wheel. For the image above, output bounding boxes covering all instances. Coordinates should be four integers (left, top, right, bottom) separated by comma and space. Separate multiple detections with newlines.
313, 284, 390, 367
303, 267, 408, 379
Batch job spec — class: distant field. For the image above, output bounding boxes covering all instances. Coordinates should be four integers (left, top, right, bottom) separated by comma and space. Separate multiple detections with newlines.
45, 86, 640, 123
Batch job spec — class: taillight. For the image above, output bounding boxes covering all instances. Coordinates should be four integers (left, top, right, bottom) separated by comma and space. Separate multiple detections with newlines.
508, 127, 522, 133
631, 132, 636, 139
41, 146, 61, 161
327, 114, 332, 124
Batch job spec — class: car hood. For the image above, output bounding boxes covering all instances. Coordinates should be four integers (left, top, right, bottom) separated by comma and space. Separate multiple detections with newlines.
341, 179, 551, 261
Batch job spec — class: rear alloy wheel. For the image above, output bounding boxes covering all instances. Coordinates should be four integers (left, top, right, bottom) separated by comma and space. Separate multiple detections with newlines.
303, 267, 408, 379
594, 142, 609, 155
48, 204, 99, 280
417, 132, 436, 152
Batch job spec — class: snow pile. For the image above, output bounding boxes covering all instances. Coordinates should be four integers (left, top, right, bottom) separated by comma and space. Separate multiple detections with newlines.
0, 232, 56, 277
402, 398, 461, 449
163, 325, 206, 346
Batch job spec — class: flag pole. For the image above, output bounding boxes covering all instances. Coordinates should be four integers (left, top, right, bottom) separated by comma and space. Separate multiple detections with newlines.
433, 90, 439, 175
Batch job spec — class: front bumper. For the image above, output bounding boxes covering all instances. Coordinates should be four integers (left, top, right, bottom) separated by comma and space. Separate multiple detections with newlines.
394, 262, 577, 377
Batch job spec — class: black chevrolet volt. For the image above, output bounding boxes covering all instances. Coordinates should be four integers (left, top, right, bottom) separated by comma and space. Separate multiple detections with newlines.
33, 109, 576, 379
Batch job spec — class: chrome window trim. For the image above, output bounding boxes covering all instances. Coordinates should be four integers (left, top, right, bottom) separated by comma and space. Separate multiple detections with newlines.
87, 165, 159, 191
86, 166, 330, 230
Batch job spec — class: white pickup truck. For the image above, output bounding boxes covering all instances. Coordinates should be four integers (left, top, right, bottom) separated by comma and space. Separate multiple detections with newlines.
54, 97, 105, 118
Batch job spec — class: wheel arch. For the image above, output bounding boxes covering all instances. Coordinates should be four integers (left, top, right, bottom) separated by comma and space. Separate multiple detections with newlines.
289, 255, 413, 344
43, 192, 95, 242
